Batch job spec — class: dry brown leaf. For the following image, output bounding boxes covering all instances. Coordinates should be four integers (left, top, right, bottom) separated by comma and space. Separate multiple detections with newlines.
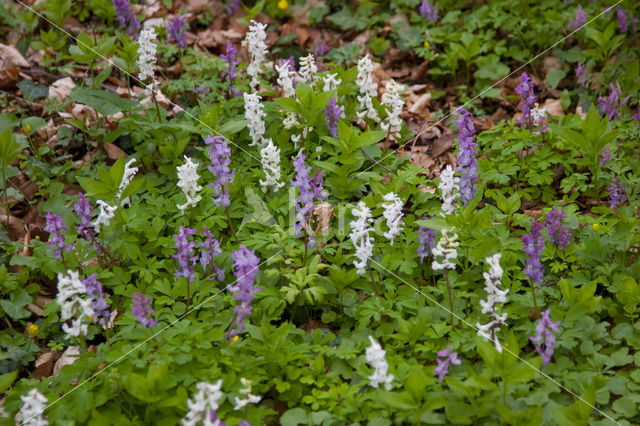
430, 133, 454, 158
33, 352, 55, 379
0, 44, 30, 67
543, 98, 563, 116
53, 346, 80, 375
48, 77, 75, 103
26, 303, 43, 316
312, 202, 334, 235
542, 56, 561, 76
104, 142, 125, 161
408, 92, 432, 115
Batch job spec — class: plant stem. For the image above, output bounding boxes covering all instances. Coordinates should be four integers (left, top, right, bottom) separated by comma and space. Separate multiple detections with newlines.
445, 271, 455, 328
383, 128, 391, 153
185, 280, 190, 311
303, 232, 308, 266
531, 280, 539, 316
368, 265, 380, 296
225, 207, 238, 243
151, 90, 162, 122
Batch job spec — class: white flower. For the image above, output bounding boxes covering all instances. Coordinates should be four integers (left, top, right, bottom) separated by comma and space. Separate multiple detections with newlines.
244, 92, 267, 146
380, 80, 404, 133
298, 54, 318, 86
242, 20, 268, 90
431, 227, 459, 271
183, 380, 224, 426
355, 55, 380, 122
137, 27, 158, 95
349, 201, 374, 274
291, 126, 310, 148
259, 139, 284, 192
283, 112, 299, 130
476, 253, 509, 353
116, 158, 138, 207
176, 156, 203, 212
276, 62, 297, 98
382, 192, 403, 245
365, 336, 394, 390
531, 103, 546, 126
234, 378, 262, 411
92, 200, 117, 232
19, 389, 48, 426
439, 165, 460, 216
56, 270, 93, 338
322, 73, 342, 91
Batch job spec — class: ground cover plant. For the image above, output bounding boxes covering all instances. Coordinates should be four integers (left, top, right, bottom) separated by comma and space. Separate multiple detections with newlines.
1, 0, 640, 424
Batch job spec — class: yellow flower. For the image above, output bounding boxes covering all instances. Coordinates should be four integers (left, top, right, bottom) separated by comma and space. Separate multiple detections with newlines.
592, 223, 600, 231
87, 315, 94, 322
423, 41, 430, 48
277, 0, 288, 10
24, 124, 31, 133
26, 323, 39, 337
232, 335, 240, 345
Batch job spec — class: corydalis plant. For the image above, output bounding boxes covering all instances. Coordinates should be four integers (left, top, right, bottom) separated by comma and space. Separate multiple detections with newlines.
417, 217, 436, 262
132, 292, 157, 328
137, 27, 158, 95
515, 72, 535, 125
432, 227, 459, 326
92, 200, 117, 232
244, 92, 266, 147
544, 206, 571, 250
74, 193, 97, 248
434, 346, 460, 381
324, 97, 343, 138
476, 253, 508, 353
228, 245, 261, 339
116, 158, 138, 207
598, 81, 630, 120
608, 178, 627, 209
205, 135, 235, 209
567, 5, 587, 30
439, 165, 459, 216
112, 0, 139, 39
380, 80, 404, 140
419, 0, 438, 22
290, 151, 326, 249
221, 41, 240, 97
176, 156, 202, 212
19, 389, 48, 426
530, 309, 561, 365
56, 270, 94, 338
183, 380, 223, 426
454, 108, 478, 204
355, 55, 380, 123
45, 213, 72, 260
84, 274, 110, 327
382, 192, 403, 245
242, 20, 268, 90
522, 221, 545, 314
234, 378, 261, 410
350, 201, 374, 275
259, 139, 285, 192
166, 14, 187, 48
365, 336, 394, 390
298, 54, 318, 86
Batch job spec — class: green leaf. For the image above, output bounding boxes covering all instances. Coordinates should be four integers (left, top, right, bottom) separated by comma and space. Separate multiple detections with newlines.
69, 87, 137, 116
0, 129, 23, 168
218, 120, 247, 135
546, 69, 567, 89
77, 177, 113, 199
379, 390, 419, 409
0, 370, 18, 393
0, 290, 32, 319
17, 79, 48, 100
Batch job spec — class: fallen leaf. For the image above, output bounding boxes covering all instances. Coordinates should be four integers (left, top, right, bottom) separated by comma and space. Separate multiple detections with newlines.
33, 352, 55, 379
48, 77, 75, 103
408, 92, 432, 115
0, 44, 30, 67
543, 98, 563, 116
313, 202, 334, 236
53, 346, 80, 375
104, 142, 125, 161
429, 133, 454, 158
542, 56, 561, 75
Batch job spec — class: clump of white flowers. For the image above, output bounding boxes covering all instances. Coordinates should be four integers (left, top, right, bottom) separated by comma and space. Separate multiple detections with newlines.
350, 201, 374, 274
322, 73, 342, 91
176, 156, 203, 211
439, 165, 460, 216
431, 227, 459, 271
259, 139, 284, 192
382, 192, 403, 245
242, 20, 268, 90
476, 253, 509, 353
365, 336, 394, 390
298, 54, 318, 86
92, 200, 117, 232
355, 55, 380, 122
137, 27, 158, 95
56, 270, 93, 338
19, 389, 48, 426
234, 378, 262, 410
182, 380, 223, 426
380, 80, 404, 134
116, 158, 138, 207
244, 92, 267, 146
275, 62, 297, 98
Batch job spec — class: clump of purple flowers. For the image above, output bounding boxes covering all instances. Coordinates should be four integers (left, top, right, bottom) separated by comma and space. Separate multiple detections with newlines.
575, 60, 587, 87
616, 7, 628, 33
221, 41, 240, 97
567, 5, 587, 31
608, 178, 627, 209
632, 105, 640, 127
417, 218, 436, 262
45, 213, 73, 260
515, 72, 536, 125
434, 346, 460, 381
324, 97, 343, 138
84, 274, 110, 326
313, 40, 329, 58
598, 81, 630, 120
166, 14, 187, 48
112, 0, 140, 39
530, 309, 561, 365
290, 151, 326, 248
174, 226, 197, 282
74, 193, 95, 242
544, 206, 572, 251
454, 108, 478, 205
228, 245, 261, 339
132, 292, 157, 328
205, 135, 235, 208
226, 0, 241, 14
521, 222, 545, 285
599, 146, 611, 165
419, 0, 438, 22
198, 226, 225, 280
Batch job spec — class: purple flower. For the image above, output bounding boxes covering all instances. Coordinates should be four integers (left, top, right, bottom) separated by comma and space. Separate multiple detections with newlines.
598, 81, 630, 120
74, 193, 95, 242
434, 346, 461, 381
194, 86, 210, 99
221, 41, 240, 97
290, 151, 326, 248
419, 0, 438, 22
515, 72, 536, 125
313, 40, 329, 58
83, 274, 110, 326
132, 292, 157, 328
226, 0, 241, 14
210, 411, 226, 426
166, 14, 187, 48
529, 309, 561, 365
45, 213, 72, 260
617, 7, 628, 33
417, 218, 436, 262
173, 226, 197, 282
544, 206, 572, 250
608, 178, 627, 209
238, 421, 251, 426
521, 222, 545, 285
599, 146, 611, 165
575, 60, 587, 87
198, 226, 225, 281
324, 97, 343, 138
454, 108, 478, 204
632, 105, 640, 127
205, 135, 235, 208
567, 5, 587, 31
112, 0, 140, 39
228, 245, 261, 339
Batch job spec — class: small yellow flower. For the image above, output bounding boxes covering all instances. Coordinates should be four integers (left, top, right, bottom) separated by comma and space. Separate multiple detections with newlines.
232, 335, 240, 345
423, 41, 430, 48
592, 223, 600, 231
87, 315, 94, 322
277, 0, 288, 10
26, 323, 39, 337
24, 124, 31, 133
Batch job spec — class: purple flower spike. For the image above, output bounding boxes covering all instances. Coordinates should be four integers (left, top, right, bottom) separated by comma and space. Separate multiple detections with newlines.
544, 206, 572, 251
530, 309, 561, 365
598, 81, 630, 120
599, 146, 611, 165
434, 346, 461, 381
324, 97, 343, 138
521, 222, 545, 285
632, 105, 640, 127
419, 0, 438, 22
205, 135, 235, 209
173, 226, 198, 282
221, 41, 240, 97
608, 178, 627, 209
198, 226, 224, 281
74, 193, 96, 242
290, 151, 327, 249
313, 39, 329, 58
226, 0, 241, 14
84, 274, 110, 326
417, 217, 436, 262
228, 245, 261, 339
45, 212, 73, 260
617, 7, 628, 33
112, 0, 140, 39
567, 5, 587, 31
575, 60, 587, 87
515, 72, 536, 125
454, 108, 478, 204
210, 411, 226, 426
166, 14, 187, 48
132, 292, 157, 328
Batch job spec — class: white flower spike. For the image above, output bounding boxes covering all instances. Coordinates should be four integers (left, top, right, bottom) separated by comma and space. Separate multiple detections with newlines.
56, 270, 93, 338
299, 54, 318, 86
439, 165, 460, 216
116, 158, 139, 207
355, 55, 380, 123
382, 192, 403, 245
19, 388, 48, 426
234, 378, 262, 411
176, 156, 203, 212
137, 27, 158, 95
242, 20, 268, 90
431, 227, 459, 271
259, 139, 285, 192
380, 80, 405, 134
244, 92, 267, 147
365, 336, 394, 390
350, 201, 374, 274
476, 253, 509, 353
92, 200, 117, 232
182, 380, 224, 426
